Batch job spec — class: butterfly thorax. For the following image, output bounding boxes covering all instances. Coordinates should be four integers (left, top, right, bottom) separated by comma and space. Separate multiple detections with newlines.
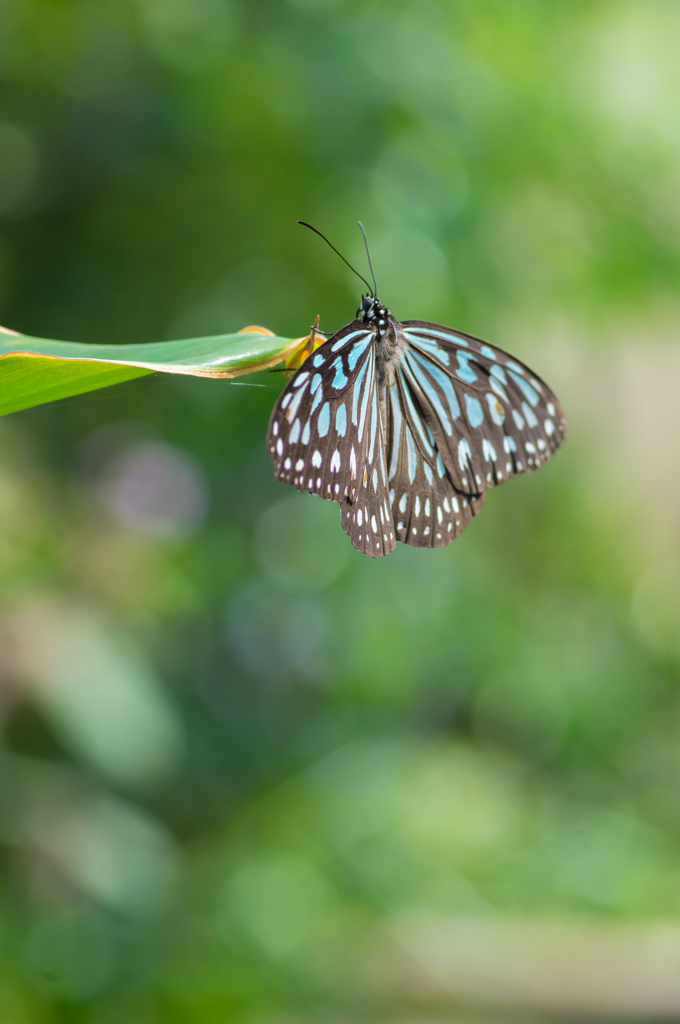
357, 295, 406, 386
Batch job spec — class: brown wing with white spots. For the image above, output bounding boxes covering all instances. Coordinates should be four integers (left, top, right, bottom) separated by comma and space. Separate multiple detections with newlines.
386, 379, 484, 548
398, 320, 567, 497
267, 321, 395, 558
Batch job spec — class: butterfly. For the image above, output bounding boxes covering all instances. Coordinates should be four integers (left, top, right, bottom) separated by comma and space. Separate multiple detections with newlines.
267, 223, 566, 558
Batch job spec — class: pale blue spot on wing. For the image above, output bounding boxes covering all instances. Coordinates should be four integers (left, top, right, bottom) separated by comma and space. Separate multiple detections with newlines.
389, 386, 403, 480
409, 350, 461, 421
486, 392, 506, 425
332, 329, 365, 352
289, 419, 301, 443
318, 403, 331, 437
368, 393, 378, 462
406, 327, 469, 349
286, 383, 307, 421
293, 372, 309, 388
490, 364, 507, 384
521, 401, 539, 428
310, 373, 322, 394
406, 427, 417, 484
358, 354, 373, 441
331, 357, 348, 389
313, 353, 324, 367
310, 386, 323, 414
465, 394, 484, 427
336, 403, 347, 436
399, 374, 434, 456
506, 361, 524, 374
302, 421, 311, 444
423, 461, 433, 485
404, 353, 453, 435
456, 352, 478, 384
436, 453, 446, 478
352, 359, 369, 425
489, 377, 509, 403
403, 332, 452, 365
509, 371, 540, 407
480, 346, 496, 360
347, 335, 371, 371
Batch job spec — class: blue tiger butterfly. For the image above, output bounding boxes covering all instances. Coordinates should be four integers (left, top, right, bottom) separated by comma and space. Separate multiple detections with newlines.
267, 223, 566, 558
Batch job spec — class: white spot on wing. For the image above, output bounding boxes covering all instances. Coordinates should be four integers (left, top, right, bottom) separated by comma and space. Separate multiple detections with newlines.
482, 438, 497, 462
458, 438, 472, 470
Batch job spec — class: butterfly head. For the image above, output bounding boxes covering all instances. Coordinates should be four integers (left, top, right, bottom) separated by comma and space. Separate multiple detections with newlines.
358, 295, 390, 337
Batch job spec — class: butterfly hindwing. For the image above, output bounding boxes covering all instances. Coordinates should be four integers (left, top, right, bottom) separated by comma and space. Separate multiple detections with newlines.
339, 382, 395, 558
399, 320, 567, 497
386, 379, 484, 548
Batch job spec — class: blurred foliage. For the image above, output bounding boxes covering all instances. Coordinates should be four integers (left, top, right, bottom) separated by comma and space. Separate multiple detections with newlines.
1, 0, 680, 1021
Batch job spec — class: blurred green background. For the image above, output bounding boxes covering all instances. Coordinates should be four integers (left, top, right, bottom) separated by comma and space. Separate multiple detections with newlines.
1, 1, 680, 1021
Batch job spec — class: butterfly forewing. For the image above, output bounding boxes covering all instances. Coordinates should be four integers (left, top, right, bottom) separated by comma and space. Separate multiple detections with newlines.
399, 320, 566, 496
268, 322, 396, 558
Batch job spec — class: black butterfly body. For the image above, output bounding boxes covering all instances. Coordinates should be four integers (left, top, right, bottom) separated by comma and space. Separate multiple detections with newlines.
267, 296, 566, 558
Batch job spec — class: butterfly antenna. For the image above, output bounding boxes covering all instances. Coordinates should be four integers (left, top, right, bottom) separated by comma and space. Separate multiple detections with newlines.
357, 221, 377, 297
297, 220, 373, 295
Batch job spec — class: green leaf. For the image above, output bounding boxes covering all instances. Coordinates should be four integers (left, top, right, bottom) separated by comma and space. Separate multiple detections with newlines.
0, 327, 298, 417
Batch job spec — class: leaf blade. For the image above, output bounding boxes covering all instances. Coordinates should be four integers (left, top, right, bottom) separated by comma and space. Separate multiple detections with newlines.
0, 329, 298, 415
